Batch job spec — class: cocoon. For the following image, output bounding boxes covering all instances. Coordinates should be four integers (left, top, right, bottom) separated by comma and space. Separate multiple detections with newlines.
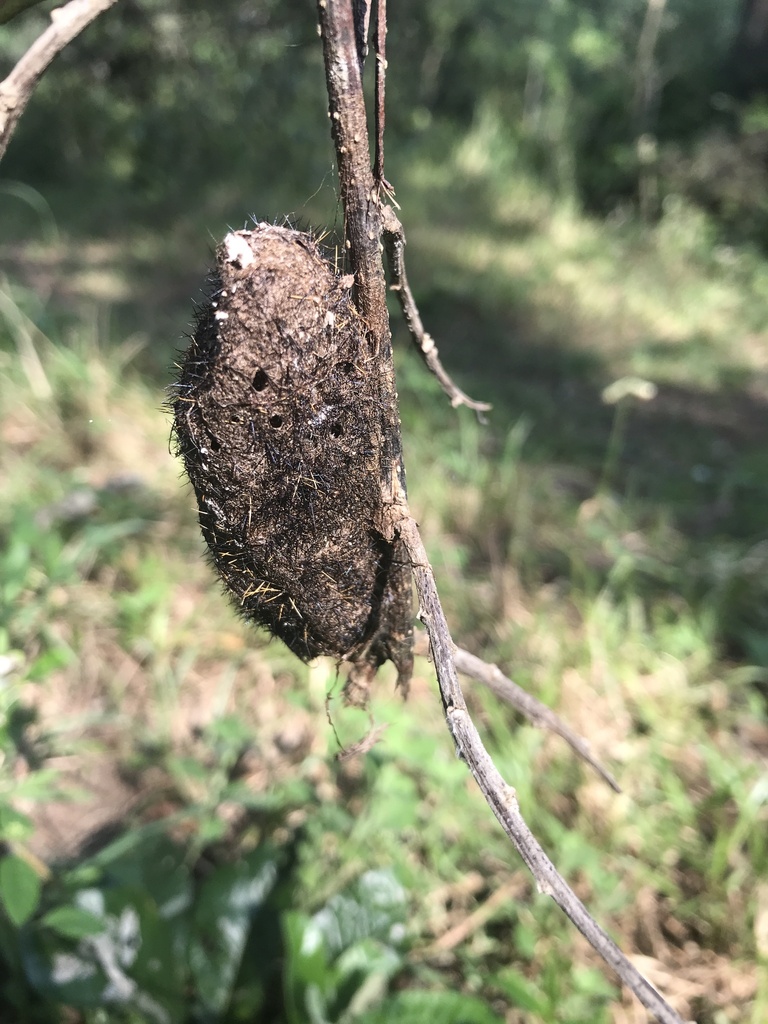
172, 223, 413, 689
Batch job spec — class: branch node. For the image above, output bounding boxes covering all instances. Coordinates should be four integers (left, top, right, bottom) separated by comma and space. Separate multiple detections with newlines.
381, 207, 492, 419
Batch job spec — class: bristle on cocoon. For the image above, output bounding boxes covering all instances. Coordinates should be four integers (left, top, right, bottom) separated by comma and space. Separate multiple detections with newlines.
171, 223, 413, 690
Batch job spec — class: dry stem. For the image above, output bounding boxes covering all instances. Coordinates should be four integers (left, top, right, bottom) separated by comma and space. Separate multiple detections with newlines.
0, 0, 118, 162
318, 2, 686, 1021
398, 514, 686, 1024
382, 205, 492, 417
413, 630, 620, 791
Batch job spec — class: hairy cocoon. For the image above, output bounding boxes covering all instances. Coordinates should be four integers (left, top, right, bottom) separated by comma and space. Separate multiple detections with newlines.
172, 223, 413, 688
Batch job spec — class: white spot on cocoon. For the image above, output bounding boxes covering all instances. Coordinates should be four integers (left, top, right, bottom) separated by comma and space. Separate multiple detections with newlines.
311, 406, 331, 427
215, 311, 229, 321
324, 310, 336, 328
223, 232, 255, 269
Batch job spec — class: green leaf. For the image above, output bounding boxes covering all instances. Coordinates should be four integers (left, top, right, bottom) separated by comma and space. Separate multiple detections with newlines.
368, 990, 505, 1024
167, 755, 209, 784
25, 647, 72, 682
573, 965, 617, 999
41, 905, 106, 939
0, 854, 42, 926
0, 805, 33, 844
495, 968, 548, 1014
204, 714, 252, 750
282, 910, 334, 1024
310, 869, 406, 958
190, 848, 281, 1015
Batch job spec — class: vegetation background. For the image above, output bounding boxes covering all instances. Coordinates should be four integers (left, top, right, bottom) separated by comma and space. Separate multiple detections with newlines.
1, 0, 768, 1021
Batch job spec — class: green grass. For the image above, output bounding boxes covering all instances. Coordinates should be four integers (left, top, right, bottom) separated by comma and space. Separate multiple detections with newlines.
1, 158, 768, 1023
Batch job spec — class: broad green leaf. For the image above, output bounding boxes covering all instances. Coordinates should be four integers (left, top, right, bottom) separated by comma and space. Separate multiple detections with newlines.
283, 910, 334, 1024
41, 906, 106, 939
310, 869, 406, 958
0, 854, 42, 926
368, 990, 505, 1024
191, 848, 281, 1015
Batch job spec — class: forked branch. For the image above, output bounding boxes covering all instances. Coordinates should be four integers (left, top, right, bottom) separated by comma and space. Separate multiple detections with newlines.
413, 630, 620, 791
317, 2, 686, 1022
0, 0, 118, 162
382, 205, 492, 418
399, 515, 685, 1024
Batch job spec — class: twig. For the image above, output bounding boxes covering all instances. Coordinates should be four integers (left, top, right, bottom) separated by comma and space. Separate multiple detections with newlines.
381, 205, 492, 419
427, 877, 526, 954
0, 0, 118, 163
413, 630, 620, 792
397, 513, 686, 1024
351, 0, 370, 69
318, 0, 405, 518
318, 4, 685, 1022
372, 0, 390, 193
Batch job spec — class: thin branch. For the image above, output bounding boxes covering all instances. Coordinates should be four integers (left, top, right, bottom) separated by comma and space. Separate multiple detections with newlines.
413, 630, 620, 792
318, 0, 387, 333
382, 205, 492, 418
0, 0, 118, 163
319, 3, 685, 1021
372, 0, 389, 191
317, 0, 405, 517
351, 0, 370, 70
396, 514, 686, 1024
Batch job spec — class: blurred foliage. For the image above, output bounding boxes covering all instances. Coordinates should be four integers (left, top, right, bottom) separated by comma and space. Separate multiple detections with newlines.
2, 0, 768, 240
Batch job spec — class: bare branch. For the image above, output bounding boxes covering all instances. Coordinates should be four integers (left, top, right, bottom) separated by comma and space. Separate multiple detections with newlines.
318, 0, 387, 333
351, 0, 370, 70
372, 0, 389, 191
0, 0, 118, 163
413, 630, 620, 792
319, 3, 685, 1021
397, 514, 686, 1024
317, 0, 408, 553
382, 205, 492, 418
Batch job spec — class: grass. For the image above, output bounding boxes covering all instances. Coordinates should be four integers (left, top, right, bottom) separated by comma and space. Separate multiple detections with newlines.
1, 150, 767, 1023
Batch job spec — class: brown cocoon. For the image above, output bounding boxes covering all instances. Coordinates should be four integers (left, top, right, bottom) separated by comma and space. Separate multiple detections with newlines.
172, 223, 413, 690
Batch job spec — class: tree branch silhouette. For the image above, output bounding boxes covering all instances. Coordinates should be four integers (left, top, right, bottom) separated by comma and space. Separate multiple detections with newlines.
0, 0, 117, 162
